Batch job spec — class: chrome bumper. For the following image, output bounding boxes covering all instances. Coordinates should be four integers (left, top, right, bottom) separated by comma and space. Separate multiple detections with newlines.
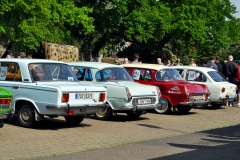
116, 103, 162, 111
0, 114, 9, 119
220, 95, 236, 100
179, 100, 210, 106
46, 103, 105, 110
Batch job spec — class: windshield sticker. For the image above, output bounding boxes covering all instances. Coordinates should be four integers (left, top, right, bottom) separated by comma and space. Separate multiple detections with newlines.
0, 67, 7, 80
133, 69, 141, 80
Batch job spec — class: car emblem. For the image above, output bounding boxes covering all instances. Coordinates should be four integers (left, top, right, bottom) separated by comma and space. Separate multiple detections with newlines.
171, 86, 180, 90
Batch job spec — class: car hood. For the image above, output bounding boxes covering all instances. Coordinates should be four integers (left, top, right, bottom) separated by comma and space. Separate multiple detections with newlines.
36, 82, 107, 92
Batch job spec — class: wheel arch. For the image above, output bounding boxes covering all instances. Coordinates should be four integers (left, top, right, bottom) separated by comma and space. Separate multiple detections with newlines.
14, 100, 39, 114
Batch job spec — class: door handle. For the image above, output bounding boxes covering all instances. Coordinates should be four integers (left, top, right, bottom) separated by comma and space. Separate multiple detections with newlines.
12, 86, 19, 89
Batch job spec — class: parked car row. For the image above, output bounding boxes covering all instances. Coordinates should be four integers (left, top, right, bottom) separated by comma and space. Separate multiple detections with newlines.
0, 59, 237, 128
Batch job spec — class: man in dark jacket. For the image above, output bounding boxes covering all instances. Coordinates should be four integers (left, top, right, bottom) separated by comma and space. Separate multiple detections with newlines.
215, 60, 223, 75
223, 55, 237, 84
205, 56, 218, 71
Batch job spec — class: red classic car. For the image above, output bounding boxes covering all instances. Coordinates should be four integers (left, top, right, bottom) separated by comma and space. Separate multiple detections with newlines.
122, 64, 210, 114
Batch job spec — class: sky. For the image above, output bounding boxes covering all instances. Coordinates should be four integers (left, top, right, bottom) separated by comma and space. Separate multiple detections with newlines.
230, 0, 240, 18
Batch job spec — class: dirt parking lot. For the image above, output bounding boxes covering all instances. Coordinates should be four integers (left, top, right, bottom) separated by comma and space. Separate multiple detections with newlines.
1, 106, 240, 160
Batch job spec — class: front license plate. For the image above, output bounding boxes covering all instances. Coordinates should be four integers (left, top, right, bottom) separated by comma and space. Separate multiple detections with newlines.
75, 93, 93, 99
138, 99, 151, 105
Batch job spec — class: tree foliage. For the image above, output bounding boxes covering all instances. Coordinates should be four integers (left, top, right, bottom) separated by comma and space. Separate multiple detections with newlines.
0, 0, 94, 51
0, 0, 240, 63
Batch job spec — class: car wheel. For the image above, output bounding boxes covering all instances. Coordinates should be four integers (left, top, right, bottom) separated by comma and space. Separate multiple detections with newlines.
64, 115, 84, 125
177, 106, 192, 114
0, 120, 3, 128
94, 107, 113, 120
211, 103, 222, 109
155, 98, 172, 114
126, 110, 142, 119
17, 103, 36, 128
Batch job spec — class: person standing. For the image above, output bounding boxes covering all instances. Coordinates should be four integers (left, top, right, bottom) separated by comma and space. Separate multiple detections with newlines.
166, 60, 171, 66
18, 52, 26, 58
222, 55, 237, 84
189, 59, 197, 66
175, 58, 183, 66
156, 58, 164, 65
113, 56, 121, 65
205, 56, 218, 71
123, 57, 130, 64
131, 54, 142, 64
235, 63, 240, 107
215, 60, 223, 75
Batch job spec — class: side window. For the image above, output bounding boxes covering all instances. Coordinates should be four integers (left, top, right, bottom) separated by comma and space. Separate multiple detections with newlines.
0, 62, 22, 82
132, 69, 152, 80
73, 67, 85, 81
133, 69, 141, 80
84, 69, 93, 81
186, 70, 207, 82
144, 70, 152, 80
177, 69, 185, 78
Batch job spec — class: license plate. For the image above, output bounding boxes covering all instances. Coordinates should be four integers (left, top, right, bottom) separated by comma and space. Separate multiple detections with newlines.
75, 93, 93, 99
138, 99, 151, 105
190, 96, 204, 101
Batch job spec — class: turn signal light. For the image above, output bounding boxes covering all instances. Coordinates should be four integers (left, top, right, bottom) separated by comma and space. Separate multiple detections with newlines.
221, 87, 225, 93
62, 93, 69, 103
0, 98, 11, 104
99, 93, 106, 102
126, 87, 132, 102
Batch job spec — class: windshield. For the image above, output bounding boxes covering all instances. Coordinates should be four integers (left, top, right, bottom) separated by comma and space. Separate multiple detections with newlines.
96, 67, 133, 82
208, 71, 227, 82
156, 69, 184, 81
28, 63, 78, 82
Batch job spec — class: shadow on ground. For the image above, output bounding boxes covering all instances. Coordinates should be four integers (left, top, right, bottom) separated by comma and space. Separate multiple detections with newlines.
4, 117, 92, 130
149, 125, 240, 160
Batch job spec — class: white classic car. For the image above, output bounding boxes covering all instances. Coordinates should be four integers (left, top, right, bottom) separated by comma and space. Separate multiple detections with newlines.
67, 62, 162, 120
0, 59, 107, 127
173, 66, 237, 108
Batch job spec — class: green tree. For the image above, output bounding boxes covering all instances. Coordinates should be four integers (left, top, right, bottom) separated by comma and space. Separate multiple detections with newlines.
0, 0, 94, 54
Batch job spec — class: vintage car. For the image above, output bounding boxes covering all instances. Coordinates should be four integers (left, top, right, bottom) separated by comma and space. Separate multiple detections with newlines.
172, 66, 237, 108
122, 63, 210, 114
0, 88, 12, 128
0, 59, 107, 128
67, 62, 162, 120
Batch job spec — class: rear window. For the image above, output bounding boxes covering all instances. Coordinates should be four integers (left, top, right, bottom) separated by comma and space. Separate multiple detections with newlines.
208, 71, 227, 82
96, 67, 133, 82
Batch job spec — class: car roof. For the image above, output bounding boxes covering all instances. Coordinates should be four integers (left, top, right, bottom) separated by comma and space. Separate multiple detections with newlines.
0, 58, 65, 64
172, 65, 217, 71
121, 63, 172, 70
67, 61, 122, 69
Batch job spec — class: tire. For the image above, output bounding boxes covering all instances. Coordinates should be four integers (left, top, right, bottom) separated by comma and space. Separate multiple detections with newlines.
177, 106, 192, 114
126, 110, 142, 119
94, 107, 113, 120
17, 103, 36, 128
155, 98, 172, 114
64, 115, 84, 126
0, 120, 3, 128
211, 103, 222, 109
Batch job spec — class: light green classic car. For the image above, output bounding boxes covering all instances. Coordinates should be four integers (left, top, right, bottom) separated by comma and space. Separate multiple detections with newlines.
0, 88, 12, 128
